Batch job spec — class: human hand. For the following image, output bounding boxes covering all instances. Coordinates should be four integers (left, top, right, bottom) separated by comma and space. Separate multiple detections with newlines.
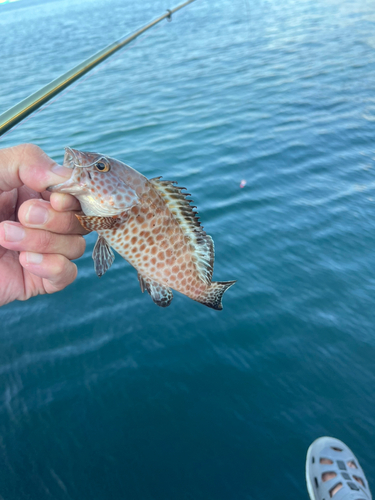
0, 144, 88, 307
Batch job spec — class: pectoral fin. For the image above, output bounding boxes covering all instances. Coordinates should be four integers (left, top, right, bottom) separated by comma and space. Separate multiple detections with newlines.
139, 274, 173, 307
76, 214, 119, 232
92, 235, 115, 277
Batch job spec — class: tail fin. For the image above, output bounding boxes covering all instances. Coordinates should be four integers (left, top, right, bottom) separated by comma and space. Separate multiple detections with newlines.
198, 280, 236, 311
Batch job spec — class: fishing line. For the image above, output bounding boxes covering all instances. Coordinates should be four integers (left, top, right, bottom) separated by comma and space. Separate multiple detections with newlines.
0, 0, 196, 140
0, 21, 165, 142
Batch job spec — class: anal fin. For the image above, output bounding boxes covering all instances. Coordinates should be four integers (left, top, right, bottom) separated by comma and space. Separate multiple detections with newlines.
140, 275, 173, 308
138, 273, 146, 293
76, 214, 119, 232
92, 235, 115, 277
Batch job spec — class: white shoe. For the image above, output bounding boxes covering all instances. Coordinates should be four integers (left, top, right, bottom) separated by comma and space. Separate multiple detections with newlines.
306, 437, 372, 500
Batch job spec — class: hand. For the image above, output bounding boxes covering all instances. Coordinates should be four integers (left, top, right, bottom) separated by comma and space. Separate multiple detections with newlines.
0, 144, 88, 307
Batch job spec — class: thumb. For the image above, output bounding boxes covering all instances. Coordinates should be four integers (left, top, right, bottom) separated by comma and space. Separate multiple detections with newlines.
0, 143, 71, 194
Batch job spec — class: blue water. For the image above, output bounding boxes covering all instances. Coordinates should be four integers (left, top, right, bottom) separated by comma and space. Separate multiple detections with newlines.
1, 0, 375, 498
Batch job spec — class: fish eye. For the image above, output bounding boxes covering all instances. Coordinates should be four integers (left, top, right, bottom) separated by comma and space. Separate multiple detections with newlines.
95, 161, 110, 172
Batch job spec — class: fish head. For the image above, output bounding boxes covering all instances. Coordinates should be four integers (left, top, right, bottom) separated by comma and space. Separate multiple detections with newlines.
48, 147, 140, 216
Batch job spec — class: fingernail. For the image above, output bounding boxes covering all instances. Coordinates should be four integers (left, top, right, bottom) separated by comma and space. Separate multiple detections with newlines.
51, 164, 72, 178
4, 223, 25, 242
26, 205, 49, 225
25, 252, 43, 264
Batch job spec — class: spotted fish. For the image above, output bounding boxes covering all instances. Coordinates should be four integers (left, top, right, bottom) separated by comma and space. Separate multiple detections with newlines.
49, 148, 236, 309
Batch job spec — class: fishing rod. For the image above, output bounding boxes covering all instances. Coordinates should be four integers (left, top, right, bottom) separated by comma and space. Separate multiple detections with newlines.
0, 0, 195, 138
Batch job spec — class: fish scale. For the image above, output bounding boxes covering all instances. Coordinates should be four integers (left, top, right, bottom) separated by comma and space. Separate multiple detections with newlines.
48, 147, 236, 310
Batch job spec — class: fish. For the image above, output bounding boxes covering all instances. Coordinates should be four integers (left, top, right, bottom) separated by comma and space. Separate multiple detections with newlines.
48, 147, 236, 310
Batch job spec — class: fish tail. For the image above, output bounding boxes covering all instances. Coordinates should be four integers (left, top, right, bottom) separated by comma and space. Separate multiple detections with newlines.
198, 280, 236, 311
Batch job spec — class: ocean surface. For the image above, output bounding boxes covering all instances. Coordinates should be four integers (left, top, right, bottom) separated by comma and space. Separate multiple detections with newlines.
1, 0, 375, 498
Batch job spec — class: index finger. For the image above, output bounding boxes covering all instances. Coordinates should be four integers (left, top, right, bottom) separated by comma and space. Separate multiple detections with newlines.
0, 144, 72, 193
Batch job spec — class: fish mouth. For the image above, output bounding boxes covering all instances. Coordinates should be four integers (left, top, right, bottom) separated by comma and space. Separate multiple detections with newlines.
47, 175, 85, 194
47, 147, 86, 194
63, 147, 80, 169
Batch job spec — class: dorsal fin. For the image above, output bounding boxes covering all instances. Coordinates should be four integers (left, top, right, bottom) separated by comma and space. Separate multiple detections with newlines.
149, 177, 214, 284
